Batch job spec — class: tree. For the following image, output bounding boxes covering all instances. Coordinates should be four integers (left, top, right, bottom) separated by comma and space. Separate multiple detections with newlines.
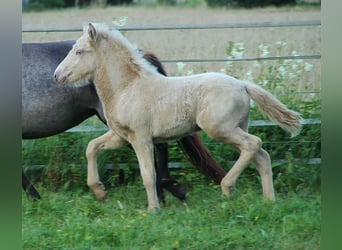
90, 0, 107, 7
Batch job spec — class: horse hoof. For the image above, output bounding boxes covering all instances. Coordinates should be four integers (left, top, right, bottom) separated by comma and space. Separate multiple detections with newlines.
93, 189, 108, 201
27, 191, 42, 201
161, 178, 187, 201
221, 185, 235, 196
101, 194, 109, 203
148, 206, 161, 213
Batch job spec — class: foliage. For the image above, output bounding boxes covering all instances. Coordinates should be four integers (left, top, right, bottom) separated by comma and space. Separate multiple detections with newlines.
23, 0, 133, 11
24, 0, 65, 11
157, 0, 177, 6
63, 0, 91, 7
22, 184, 320, 249
107, 0, 133, 6
205, 0, 296, 8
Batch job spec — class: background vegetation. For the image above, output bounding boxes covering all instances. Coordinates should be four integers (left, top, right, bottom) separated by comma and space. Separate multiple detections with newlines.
22, 0, 320, 11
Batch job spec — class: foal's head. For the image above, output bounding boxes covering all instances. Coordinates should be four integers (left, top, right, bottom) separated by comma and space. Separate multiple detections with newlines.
54, 23, 104, 84
55, 23, 158, 85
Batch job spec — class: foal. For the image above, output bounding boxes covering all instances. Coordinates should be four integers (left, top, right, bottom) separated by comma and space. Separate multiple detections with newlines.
54, 23, 302, 211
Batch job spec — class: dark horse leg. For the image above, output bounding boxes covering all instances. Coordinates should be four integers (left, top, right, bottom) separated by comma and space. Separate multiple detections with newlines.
22, 169, 41, 200
154, 134, 226, 202
155, 143, 186, 202
179, 134, 226, 184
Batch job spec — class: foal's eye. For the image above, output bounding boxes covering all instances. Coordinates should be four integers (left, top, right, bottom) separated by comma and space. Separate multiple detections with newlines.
75, 49, 84, 55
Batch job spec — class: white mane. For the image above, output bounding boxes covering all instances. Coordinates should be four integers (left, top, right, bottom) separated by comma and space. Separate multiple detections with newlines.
87, 23, 159, 75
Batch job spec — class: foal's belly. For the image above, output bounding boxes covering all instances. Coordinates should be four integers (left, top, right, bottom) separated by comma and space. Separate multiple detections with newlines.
151, 121, 200, 143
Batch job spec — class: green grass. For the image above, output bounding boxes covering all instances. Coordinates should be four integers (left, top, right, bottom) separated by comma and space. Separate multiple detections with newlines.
22, 181, 320, 249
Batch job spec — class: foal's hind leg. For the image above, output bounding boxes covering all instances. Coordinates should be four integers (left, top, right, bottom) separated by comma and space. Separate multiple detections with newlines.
218, 128, 262, 197
86, 130, 127, 201
252, 148, 275, 200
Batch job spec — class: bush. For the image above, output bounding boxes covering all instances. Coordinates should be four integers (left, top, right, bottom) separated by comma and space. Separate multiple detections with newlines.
24, 0, 133, 10
24, 0, 65, 10
107, 0, 133, 5
63, 0, 91, 7
205, 0, 296, 8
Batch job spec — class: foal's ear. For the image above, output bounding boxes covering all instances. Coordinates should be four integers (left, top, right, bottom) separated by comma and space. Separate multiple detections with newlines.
88, 23, 97, 42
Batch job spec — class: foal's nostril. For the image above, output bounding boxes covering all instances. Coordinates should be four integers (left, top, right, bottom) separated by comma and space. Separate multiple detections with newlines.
54, 70, 72, 83
53, 73, 58, 82
54, 72, 64, 83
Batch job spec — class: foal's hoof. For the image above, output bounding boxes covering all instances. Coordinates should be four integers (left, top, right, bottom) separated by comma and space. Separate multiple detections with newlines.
99, 193, 109, 203
161, 178, 187, 201
148, 206, 161, 214
221, 185, 235, 196
90, 182, 108, 202
93, 190, 109, 202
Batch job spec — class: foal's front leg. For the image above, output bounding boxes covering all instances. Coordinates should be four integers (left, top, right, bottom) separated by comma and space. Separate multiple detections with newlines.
131, 139, 160, 212
86, 130, 127, 201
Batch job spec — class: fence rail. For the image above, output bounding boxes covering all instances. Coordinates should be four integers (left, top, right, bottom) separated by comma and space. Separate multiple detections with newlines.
66, 118, 321, 133
161, 55, 321, 63
22, 20, 321, 33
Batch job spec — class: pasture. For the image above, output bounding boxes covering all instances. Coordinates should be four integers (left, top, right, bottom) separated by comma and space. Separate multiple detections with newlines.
23, 183, 320, 249
22, 5, 321, 249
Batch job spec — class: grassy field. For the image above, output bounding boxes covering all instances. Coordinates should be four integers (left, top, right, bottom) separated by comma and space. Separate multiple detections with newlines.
23, 181, 320, 249
22, 5, 321, 249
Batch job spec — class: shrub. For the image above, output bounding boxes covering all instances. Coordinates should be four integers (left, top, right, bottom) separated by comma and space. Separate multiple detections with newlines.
107, 0, 133, 5
205, 0, 296, 8
24, 0, 65, 10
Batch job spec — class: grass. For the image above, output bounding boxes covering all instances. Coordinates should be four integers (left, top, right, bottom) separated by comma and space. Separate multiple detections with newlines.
22, 181, 320, 249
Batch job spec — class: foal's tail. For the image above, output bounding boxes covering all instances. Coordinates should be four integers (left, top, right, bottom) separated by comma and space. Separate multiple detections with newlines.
244, 82, 302, 137
178, 134, 226, 183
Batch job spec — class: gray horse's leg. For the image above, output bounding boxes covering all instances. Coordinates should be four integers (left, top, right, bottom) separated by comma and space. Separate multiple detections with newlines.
22, 169, 41, 200
86, 130, 127, 201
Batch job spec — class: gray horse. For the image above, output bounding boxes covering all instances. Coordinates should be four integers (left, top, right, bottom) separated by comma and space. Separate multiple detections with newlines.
22, 40, 226, 201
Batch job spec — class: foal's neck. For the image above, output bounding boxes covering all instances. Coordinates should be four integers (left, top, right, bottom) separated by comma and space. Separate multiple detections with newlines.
93, 47, 139, 103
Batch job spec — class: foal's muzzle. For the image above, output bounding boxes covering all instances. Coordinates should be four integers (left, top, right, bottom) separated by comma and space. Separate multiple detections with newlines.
54, 69, 72, 84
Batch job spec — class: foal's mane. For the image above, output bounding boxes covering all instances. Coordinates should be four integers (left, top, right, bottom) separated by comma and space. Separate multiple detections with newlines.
88, 23, 159, 76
